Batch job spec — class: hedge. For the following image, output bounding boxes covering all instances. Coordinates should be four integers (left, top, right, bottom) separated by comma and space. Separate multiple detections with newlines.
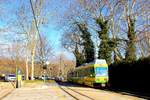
109, 56, 150, 95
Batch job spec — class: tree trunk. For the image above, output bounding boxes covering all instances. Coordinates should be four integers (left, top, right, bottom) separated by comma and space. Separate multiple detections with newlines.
31, 46, 36, 80
25, 55, 29, 80
114, 48, 122, 62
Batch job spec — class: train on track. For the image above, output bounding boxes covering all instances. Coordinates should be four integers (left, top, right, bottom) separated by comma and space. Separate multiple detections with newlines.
67, 59, 109, 87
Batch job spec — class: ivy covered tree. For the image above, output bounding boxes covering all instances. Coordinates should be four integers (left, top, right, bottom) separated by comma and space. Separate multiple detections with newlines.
77, 23, 95, 63
125, 17, 136, 62
96, 17, 116, 65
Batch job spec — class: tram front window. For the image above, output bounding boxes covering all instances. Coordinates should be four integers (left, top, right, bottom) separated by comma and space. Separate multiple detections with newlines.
95, 67, 108, 77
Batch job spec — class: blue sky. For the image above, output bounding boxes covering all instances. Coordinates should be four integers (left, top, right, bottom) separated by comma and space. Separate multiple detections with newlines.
0, 0, 75, 59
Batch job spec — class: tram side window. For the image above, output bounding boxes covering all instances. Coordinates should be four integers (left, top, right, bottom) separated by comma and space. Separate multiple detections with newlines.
77, 67, 94, 77
78, 69, 82, 77
83, 68, 88, 76
81, 69, 85, 77
83, 68, 87, 76
84, 67, 90, 76
90, 67, 94, 76
87, 67, 94, 77
90, 67, 94, 73
87, 68, 90, 76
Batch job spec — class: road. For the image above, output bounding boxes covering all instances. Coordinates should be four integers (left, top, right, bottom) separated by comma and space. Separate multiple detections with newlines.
0, 80, 147, 100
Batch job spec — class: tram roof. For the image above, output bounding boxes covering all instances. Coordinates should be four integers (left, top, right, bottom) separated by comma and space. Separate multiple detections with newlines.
77, 59, 107, 66
75, 59, 107, 70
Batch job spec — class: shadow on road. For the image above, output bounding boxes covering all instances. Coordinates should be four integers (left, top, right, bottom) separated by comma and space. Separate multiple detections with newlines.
56, 81, 88, 88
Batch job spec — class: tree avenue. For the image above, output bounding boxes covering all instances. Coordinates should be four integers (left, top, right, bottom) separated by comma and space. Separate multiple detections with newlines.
0, 0, 149, 81
61, 0, 149, 66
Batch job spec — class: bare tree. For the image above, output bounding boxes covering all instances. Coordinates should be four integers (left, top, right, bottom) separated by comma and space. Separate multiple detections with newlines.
8, 41, 26, 74
54, 53, 75, 79
61, 27, 86, 66
15, 0, 51, 80
35, 33, 53, 68
115, 0, 150, 61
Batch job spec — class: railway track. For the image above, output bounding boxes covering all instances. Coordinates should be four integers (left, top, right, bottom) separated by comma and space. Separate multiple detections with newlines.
104, 88, 150, 100
57, 81, 149, 100
59, 86, 95, 100
0, 82, 15, 100
0, 89, 14, 100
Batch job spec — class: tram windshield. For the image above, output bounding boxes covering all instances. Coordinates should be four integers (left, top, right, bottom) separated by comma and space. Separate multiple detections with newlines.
95, 67, 108, 77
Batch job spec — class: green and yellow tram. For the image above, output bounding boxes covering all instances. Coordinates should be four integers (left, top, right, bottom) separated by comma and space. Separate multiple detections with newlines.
67, 59, 109, 87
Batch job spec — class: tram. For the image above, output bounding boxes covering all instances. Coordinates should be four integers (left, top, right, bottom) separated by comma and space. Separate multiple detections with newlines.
67, 59, 109, 87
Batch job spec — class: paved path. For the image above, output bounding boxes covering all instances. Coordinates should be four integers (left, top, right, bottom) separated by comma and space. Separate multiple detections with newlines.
2, 81, 74, 100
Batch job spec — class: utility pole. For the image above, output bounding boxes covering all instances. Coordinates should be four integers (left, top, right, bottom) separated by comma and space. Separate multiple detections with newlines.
59, 56, 62, 77
29, 0, 44, 80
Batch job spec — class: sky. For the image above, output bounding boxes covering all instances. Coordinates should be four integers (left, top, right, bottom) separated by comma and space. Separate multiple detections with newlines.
0, 0, 75, 60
